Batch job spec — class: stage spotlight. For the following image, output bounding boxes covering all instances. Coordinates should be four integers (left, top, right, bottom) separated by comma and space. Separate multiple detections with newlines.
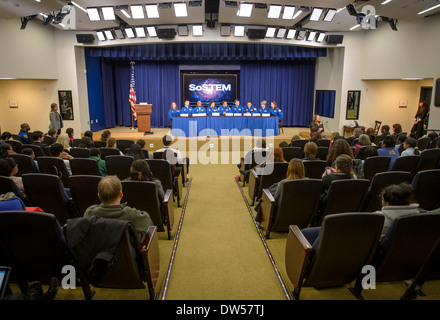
380, 16, 398, 31
43, 14, 54, 25
20, 15, 37, 29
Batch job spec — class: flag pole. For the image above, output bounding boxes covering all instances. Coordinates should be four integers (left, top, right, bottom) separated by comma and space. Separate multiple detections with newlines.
130, 61, 136, 131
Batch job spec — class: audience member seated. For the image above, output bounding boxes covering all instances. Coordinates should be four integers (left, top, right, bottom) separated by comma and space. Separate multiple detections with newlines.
361, 146, 379, 165
376, 125, 391, 144
347, 128, 363, 146
303, 142, 319, 160
45, 129, 57, 144
328, 138, 364, 178
321, 154, 356, 197
156, 135, 189, 175
353, 134, 371, 157
136, 139, 152, 159
18, 123, 31, 144
78, 136, 93, 149
0, 157, 26, 197
395, 134, 407, 155
0, 143, 15, 159
288, 135, 301, 146
428, 132, 439, 148
106, 138, 124, 155
49, 143, 73, 175
400, 137, 420, 157
84, 130, 94, 142
83, 175, 154, 243
55, 133, 72, 154
100, 130, 111, 142
329, 132, 340, 148
309, 131, 322, 144
377, 136, 399, 170
0, 132, 12, 143
237, 138, 269, 173
255, 158, 306, 223
278, 141, 289, 148
391, 123, 403, 140
66, 128, 75, 144
126, 159, 164, 202
272, 147, 286, 163
89, 148, 106, 176
374, 183, 420, 240
125, 143, 147, 161
32, 130, 46, 155
22, 148, 40, 172
365, 127, 375, 136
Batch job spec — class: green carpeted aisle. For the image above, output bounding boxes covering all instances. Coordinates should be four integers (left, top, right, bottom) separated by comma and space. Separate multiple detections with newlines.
163, 156, 288, 300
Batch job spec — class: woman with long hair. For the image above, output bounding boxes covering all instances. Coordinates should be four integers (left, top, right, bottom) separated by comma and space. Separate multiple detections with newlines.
411, 100, 429, 139
127, 159, 164, 202
125, 143, 146, 161
49, 103, 63, 135
55, 133, 72, 153
326, 138, 354, 165
321, 154, 355, 194
310, 114, 324, 137
100, 130, 111, 142
168, 102, 180, 128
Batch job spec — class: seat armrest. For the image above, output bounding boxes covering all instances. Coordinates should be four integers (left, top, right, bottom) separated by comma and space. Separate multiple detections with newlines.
163, 189, 174, 238
248, 169, 259, 202
139, 225, 160, 292
285, 225, 314, 289
260, 188, 276, 232
163, 189, 172, 204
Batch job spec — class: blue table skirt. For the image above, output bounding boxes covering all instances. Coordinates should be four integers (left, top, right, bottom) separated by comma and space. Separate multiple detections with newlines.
171, 115, 279, 137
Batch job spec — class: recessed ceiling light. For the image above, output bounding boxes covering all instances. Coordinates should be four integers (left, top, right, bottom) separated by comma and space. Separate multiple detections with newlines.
135, 26, 146, 37
125, 28, 135, 38
96, 31, 105, 41
237, 3, 253, 17
267, 5, 281, 19
307, 31, 316, 41
174, 2, 188, 17
102, 7, 116, 20
276, 28, 286, 38
265, 27, 276, 38
317, 33, 326, 42
86, 8, 100, 21
282, 6, 295, 19
286, 29, 297, 39
323, 8, 337, 22
310, 8, 323, 21
131, 5, 145, 19
193, 25, 203, 36
147, 26, 157, 37
234, 25, 244, 36
104, 30, 114, 40
145, 4, 159, 18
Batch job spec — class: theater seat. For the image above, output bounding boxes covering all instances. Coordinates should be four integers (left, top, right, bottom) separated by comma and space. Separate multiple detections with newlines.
285, 212, 384, 300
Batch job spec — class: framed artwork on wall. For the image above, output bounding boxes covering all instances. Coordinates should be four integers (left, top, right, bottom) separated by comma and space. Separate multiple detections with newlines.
58, 90, 74, 120
346, 90, 361, 120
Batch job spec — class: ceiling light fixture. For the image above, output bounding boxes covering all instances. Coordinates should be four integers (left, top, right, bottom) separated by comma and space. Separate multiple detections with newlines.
135, 26, 146, 37
265, 27, 276, 38
323, 8, 337, 22
174, 2, 188, 17
282, 6, 295, 19
307, 31, 316, 41
237, 2, 253, 17
276, 28, 286, 38
104, 30, 114, 40
131, 5, 145, 19
147, 26, 157, 37
310, 8, 324, 21
418, 3, 440, 15
125, 28, 135, 38
286, 29, 297, 39
317, 33, 326, 42
192, 25, 203, 36
71, 1, 87, 13
178, 25, 189, 36
267, 5, 282, 19
96, 31, 106, 41
86, 8, 100, 21
350, 24, 361, 30
145, 4, 159, 18
234, 25, 245, 36
381, 0, 392, 4
102, 7, 116, 20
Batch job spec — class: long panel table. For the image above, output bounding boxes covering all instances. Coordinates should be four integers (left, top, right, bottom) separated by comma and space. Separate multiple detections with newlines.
171, 115, 279, 137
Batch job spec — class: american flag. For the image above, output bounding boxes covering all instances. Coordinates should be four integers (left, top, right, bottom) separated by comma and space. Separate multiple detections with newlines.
129, 62, 137, 120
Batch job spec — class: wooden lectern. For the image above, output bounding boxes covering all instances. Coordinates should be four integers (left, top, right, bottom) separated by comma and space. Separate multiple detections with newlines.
134, 104, 153, 134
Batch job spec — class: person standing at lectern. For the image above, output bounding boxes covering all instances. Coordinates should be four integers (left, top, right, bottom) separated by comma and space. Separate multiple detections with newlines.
180, 100, 193, 116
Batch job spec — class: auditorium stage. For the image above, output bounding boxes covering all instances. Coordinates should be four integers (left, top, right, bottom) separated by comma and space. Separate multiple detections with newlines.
91, 125, 321, 152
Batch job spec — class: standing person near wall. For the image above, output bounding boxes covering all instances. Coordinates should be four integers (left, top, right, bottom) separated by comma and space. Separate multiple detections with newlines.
49, 103, 63, 135
411, 101, 429, 139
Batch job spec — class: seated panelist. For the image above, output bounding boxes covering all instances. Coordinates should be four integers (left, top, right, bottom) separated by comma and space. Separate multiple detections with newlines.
221, 101, 231, 115
270, 101, 283, 121
180, 100, 193, 116
206, 101, 216, 115
245, 101, 258, 114
168, 102, 180, 120
259, 100, 271, 115
232, 99, 243, 114
193, 100, 206, 114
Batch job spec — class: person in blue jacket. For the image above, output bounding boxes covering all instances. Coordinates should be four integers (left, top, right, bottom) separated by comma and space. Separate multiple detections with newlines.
221, 101, 232, 115
259, 100, 271, 115
206, 101, 216, 115
245, 101, 258, 114
18, 123, 31, 144
192, 100, 206, 114
180, 100, 193, 116
232, 99, 243, 114
168, 102, 180, 119
270, 101, 283, 122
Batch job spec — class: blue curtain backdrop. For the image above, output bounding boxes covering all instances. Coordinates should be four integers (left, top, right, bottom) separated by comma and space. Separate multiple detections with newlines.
87, 43, 326, 129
